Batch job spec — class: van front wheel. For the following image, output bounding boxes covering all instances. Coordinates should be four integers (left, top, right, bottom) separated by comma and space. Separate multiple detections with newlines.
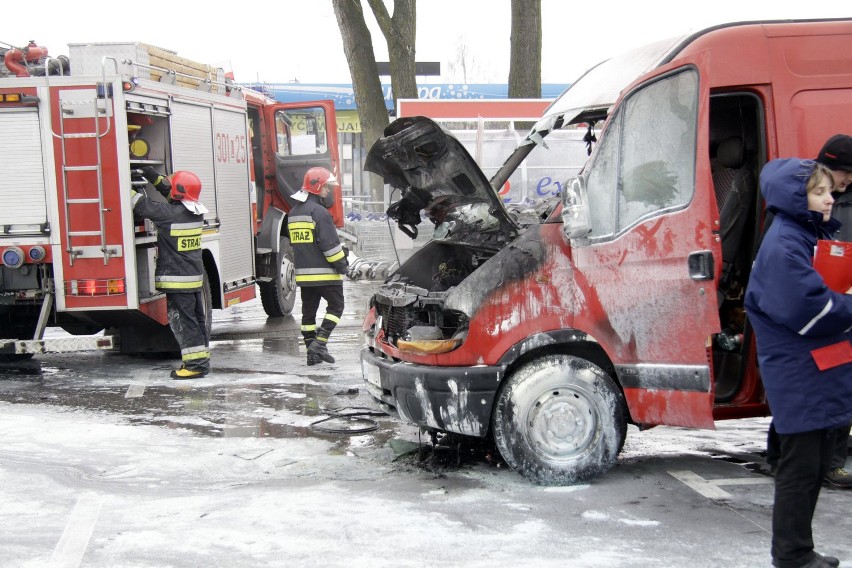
492, 354, 627, 485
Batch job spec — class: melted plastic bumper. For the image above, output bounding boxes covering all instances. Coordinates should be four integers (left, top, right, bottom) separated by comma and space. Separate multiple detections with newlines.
360, 346, 504, 438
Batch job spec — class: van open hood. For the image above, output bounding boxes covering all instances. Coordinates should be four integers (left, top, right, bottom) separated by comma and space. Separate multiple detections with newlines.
365, 116, 518, 241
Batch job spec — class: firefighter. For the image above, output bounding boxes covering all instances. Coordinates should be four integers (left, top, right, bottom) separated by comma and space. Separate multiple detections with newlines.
132, 167, 211, 379
287, 167, 347, 365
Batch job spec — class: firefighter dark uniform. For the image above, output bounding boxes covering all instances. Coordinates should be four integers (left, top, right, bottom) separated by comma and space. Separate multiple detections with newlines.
287, 167, 347, 365
132, 169, 210, 379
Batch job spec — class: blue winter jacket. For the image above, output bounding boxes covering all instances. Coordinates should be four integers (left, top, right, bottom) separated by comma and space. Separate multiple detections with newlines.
744, 158, 852, 435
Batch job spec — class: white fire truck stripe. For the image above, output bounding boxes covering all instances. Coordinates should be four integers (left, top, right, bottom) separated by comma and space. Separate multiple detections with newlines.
49, 493, 103, 568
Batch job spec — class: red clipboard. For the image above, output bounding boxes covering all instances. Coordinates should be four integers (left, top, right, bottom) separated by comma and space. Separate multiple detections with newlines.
813, 240, 852, 293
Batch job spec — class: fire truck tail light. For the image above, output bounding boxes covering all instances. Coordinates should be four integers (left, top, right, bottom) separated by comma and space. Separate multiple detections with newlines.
2, 247, 24, 269
0, 93, 39, 104
68, 278, 126, 296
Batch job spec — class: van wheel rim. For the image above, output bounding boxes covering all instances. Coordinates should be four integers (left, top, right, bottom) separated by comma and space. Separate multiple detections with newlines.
526, 387, 598, 461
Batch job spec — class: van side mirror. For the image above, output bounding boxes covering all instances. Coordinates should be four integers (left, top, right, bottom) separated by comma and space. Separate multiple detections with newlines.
560, 176, 592, 240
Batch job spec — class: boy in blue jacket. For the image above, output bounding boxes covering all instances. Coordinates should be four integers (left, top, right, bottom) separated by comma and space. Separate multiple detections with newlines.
745, 158, 852, 568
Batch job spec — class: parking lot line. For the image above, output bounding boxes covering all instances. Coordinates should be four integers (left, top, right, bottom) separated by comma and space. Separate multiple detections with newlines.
668, 470, 772, 499
124, 370, 152, 398
49, 494, 103, 568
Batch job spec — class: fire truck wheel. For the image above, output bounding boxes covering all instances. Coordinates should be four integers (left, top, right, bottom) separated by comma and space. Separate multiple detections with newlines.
202, 270, 213, 338
259, 237, 297, 317
492, 354, 627, 485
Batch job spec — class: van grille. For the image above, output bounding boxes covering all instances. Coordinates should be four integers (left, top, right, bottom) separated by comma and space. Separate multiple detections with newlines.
378, 304, 417, 342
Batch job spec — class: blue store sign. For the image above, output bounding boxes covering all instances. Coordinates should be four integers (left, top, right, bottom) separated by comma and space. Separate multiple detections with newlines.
243, 83, 570, 111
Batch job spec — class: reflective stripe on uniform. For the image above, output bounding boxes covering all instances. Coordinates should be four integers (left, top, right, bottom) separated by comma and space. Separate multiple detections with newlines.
324, 243, 343, 256
325, 250, 345, 263
172, 221, 204, 230
289, 215, 314, 225
322, 313, 341, 324
170, 221, 203, 237
301, 324, 316, 332
295, 273, 343, 283
156, 274, 203, 289
157, 281, 203, 290
181, 345, 210, 361
171, 227, 203, 237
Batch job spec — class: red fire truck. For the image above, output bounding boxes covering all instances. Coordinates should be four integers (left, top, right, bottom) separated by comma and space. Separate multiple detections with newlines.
0, 41, 342, 359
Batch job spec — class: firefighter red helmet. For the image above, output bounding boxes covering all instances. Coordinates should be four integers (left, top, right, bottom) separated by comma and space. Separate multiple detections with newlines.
301, 167, 338, 195
169, 171, 202, 202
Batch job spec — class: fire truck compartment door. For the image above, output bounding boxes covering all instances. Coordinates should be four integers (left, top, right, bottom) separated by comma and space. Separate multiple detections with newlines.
569, 58, 719, 429
170, 100, 255, 288
0, 108, 49, 230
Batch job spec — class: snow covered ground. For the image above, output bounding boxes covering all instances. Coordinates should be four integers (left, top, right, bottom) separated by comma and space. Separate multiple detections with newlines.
1, 281, 850, 567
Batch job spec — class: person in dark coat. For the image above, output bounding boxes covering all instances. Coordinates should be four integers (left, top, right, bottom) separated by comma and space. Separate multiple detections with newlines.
287, 167, 347, 366
745, 158, 852, 568
765, 135, 852, 488
815, 135, 852, 488
133, 168, 211, 379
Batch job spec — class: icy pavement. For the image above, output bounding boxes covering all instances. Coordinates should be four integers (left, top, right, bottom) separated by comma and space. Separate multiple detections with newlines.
0, 281, 850, 567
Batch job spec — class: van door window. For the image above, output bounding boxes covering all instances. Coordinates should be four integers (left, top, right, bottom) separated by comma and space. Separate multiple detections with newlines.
586, 69, 698, 238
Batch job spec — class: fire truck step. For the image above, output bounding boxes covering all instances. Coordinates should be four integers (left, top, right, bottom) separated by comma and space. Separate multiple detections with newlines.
67, 198, 101, 204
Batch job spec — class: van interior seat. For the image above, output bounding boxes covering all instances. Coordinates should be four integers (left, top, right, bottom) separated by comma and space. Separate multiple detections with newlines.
711, 136, 756, 299
712, 136, 746, 210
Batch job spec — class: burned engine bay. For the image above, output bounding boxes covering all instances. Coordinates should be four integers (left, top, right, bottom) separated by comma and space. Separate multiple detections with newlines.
369, 210, 553, 348
364, 116, 556, 349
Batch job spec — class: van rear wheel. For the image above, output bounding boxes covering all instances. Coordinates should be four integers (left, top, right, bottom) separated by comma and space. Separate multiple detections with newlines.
492, 354, 626, 485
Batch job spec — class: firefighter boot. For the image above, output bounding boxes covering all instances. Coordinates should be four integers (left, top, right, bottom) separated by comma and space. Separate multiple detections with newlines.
170, 365, 208, 380
307, 338, 335, 364
306, 351, 323, 366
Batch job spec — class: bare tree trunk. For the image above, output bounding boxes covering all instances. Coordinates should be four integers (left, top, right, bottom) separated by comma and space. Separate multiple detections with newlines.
332, 0, 391, 210
508, 0, 542, 99
367, 0, 418, 112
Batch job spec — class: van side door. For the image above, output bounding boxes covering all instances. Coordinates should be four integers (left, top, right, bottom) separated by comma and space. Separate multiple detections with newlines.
570, 61, 720, 428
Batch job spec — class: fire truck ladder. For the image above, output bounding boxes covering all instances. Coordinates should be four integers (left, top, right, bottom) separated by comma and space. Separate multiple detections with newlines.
46, 58, 115, 266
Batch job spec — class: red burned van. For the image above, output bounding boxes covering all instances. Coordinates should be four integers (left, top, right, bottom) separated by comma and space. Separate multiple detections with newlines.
360, 19, 852, 484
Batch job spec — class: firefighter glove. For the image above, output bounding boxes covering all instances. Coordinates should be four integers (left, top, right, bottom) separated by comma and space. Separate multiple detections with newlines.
141, 166, 172, 197
140, 166, 161, 184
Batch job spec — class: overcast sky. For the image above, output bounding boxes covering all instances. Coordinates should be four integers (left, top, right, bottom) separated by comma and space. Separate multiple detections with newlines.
9, 1, 851, 85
